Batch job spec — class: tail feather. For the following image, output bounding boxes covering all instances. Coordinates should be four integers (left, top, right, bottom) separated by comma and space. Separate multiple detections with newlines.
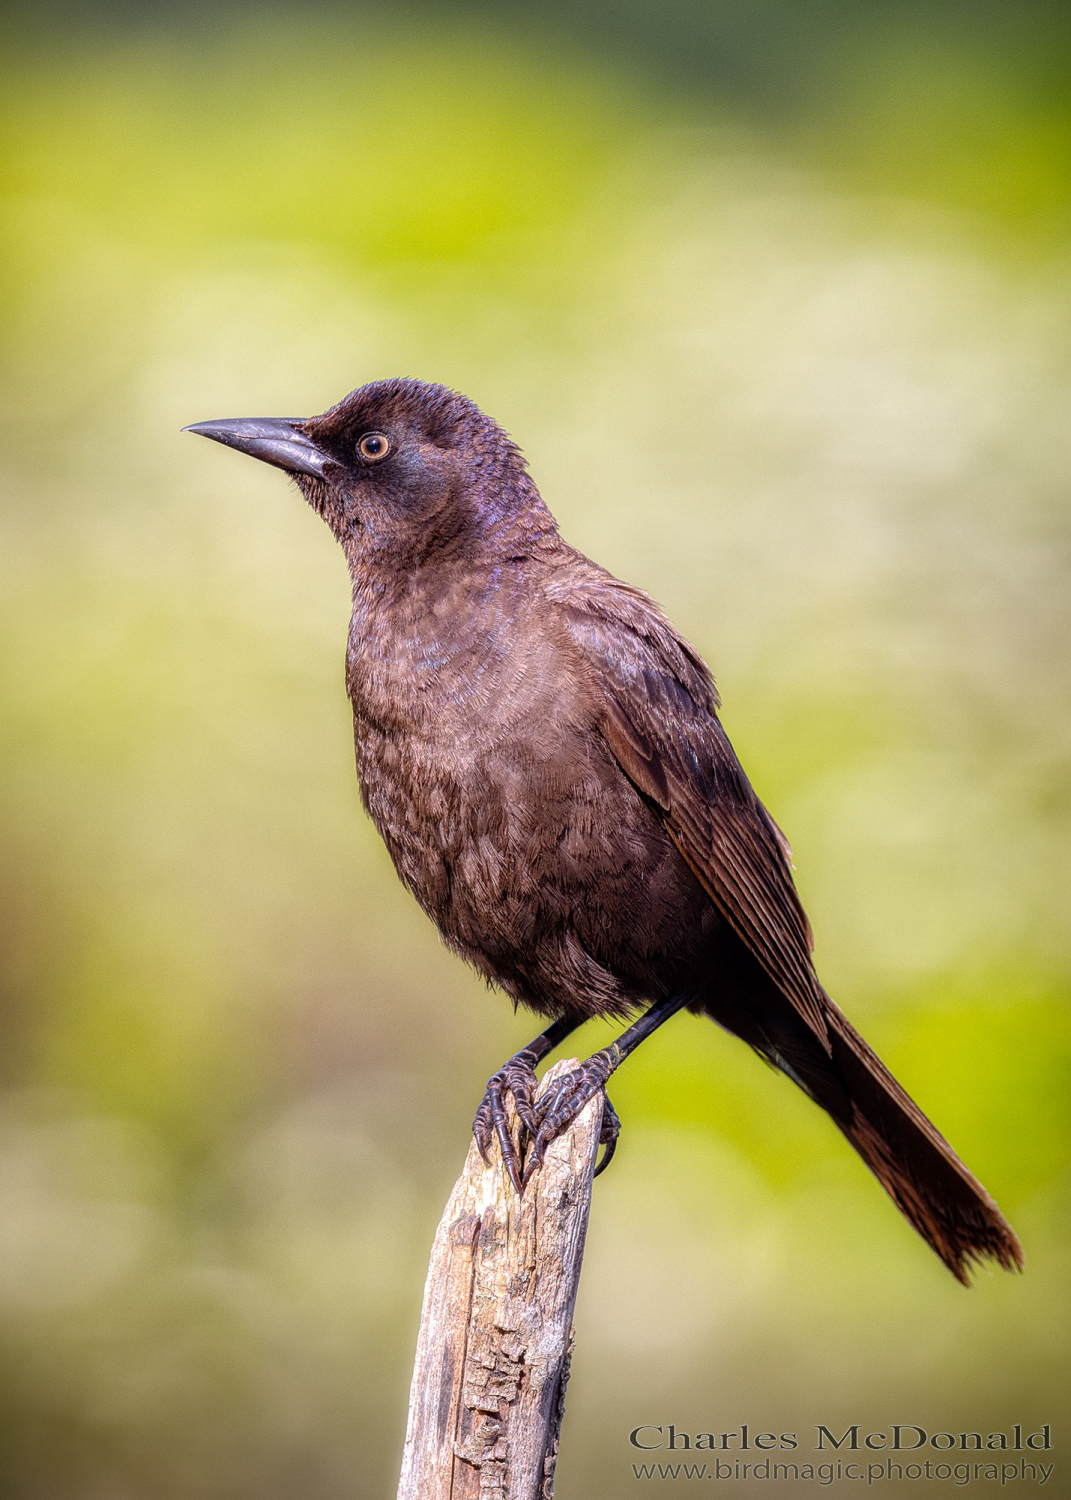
698, 931, 1023, 1282
817, 1003, 1023, 1283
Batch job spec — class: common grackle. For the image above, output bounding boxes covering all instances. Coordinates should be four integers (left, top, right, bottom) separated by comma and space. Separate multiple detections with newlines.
186, 379, 1022, 1283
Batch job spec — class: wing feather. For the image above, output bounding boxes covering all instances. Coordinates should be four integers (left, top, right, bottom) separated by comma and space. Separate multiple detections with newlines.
553, 562, 826, 1043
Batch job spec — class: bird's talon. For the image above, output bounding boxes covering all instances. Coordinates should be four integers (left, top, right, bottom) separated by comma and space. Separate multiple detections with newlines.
593, 1095, 621, 1177
520, 1136, 548, 1190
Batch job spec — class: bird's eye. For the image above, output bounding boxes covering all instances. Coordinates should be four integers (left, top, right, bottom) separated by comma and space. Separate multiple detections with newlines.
358, 432, 391, 462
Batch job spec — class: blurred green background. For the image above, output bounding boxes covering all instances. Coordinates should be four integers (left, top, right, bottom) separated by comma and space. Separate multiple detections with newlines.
0, 2, 1069, 1495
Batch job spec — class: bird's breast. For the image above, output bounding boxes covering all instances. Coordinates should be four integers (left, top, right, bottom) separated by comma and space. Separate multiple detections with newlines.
346, 574, 579, 850
348, 583, 618, 875
346, 569, 578, 751
340, 566, 711, 1014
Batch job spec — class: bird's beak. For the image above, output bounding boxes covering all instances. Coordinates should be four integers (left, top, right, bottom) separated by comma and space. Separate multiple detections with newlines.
182, 417, 332, 479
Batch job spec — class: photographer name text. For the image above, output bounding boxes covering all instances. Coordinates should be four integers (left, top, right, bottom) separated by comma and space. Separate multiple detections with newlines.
629, 1426, 1052, 1455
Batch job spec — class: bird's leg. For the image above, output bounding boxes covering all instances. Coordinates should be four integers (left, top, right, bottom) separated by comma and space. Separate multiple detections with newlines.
473, 1015, 581, 1192
521, 993, 692, 1188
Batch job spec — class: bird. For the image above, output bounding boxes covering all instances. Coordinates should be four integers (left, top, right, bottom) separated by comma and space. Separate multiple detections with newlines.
185, 377, 1022, 1284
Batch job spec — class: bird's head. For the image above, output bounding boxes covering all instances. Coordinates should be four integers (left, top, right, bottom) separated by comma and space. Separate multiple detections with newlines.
185, 378, 557, 569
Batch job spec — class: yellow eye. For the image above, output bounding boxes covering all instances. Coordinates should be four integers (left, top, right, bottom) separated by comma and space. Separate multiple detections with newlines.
358, 432, 391, 462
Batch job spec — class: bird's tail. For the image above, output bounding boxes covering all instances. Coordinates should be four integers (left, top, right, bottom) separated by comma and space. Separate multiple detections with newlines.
777, 998, 1023, 1283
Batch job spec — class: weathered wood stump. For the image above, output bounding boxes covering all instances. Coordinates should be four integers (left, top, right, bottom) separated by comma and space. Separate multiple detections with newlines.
396, 1059, 603, 1500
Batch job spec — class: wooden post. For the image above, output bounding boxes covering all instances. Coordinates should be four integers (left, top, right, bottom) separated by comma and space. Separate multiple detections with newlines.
396, 1060, 603, 1500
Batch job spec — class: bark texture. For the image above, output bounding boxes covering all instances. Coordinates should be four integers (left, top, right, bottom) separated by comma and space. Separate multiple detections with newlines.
396, 1060, 602, 1500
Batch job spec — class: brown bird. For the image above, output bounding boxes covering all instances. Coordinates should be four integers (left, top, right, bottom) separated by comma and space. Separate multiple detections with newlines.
186, 378, 1022, 1283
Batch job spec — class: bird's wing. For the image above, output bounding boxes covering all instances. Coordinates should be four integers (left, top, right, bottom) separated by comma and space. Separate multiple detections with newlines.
551, 560, 829, 1044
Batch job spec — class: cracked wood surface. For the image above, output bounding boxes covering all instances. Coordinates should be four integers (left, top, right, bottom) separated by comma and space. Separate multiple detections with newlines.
396, 1060, 602, 1500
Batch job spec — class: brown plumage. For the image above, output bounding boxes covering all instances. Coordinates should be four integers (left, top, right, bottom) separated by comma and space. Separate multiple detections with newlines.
185, 378, 1023, 1284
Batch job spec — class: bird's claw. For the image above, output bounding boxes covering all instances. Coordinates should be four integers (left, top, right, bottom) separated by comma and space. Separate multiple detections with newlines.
520, 1051, 617, 1189
594, 1094, 621, 1177
472, 1050, 542, 1193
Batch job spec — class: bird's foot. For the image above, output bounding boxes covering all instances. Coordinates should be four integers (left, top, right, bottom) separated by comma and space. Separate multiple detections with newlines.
472, 1047, 542, 1193
521, 1047, 621, 1189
